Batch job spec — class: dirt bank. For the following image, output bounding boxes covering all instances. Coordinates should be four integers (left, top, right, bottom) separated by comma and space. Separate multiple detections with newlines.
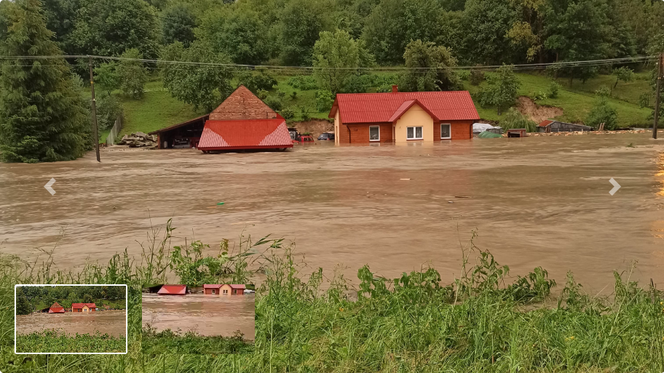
290, 119, 333, 139
517, 96, 564, 123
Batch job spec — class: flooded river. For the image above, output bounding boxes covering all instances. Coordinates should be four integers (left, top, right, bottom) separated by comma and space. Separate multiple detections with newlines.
1, 134, 664, 293
142, 294, 255, 339
16, 310, 126, 337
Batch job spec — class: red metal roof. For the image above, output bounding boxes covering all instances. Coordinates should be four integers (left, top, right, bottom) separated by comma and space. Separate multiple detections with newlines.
198, 119, 293, 151
229, 284, 246, 290
538, 119, 554, 127
49, 302, 65, 313
71, 303, 96, 309
203, 284, 222, 289
329, 91, 480, 124
158, 285, 187, 295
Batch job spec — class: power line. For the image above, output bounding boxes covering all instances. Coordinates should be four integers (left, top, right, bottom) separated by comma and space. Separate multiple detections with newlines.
0, 54, 658, 72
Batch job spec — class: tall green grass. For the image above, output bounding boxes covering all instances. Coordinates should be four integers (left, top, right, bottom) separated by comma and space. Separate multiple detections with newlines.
1, 223, 663, 372
16, 331, 126, 353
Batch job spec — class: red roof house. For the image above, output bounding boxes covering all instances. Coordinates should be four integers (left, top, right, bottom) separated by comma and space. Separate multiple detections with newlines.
329, 86, 480, 144
198, 119, 293, 152
157, 285, 188, 295
203, 284, 222, 295
72, 303, 96, 312
48, 302, 65, 313
219, 284, 246, 295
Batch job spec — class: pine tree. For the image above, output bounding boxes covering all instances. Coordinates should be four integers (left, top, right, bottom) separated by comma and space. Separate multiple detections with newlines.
0, 0, 90, 163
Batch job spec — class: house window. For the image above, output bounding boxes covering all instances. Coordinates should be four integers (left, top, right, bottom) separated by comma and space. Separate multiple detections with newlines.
407, 126, 423, 140
441, 124, 451, 139
223, 289, 228, 294
212, 289, 216, 294
369, 126, 380, 141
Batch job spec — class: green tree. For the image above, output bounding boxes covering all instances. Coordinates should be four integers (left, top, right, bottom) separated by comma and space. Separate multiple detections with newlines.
198, 5, 270, 65
613, 66, 634, 89
462, 0, 518, 64
16, 288, 32, 315
70, 0, 159, 58
161, 41, 234, 112
399, 40, 461, 92
500, 107, 537, 132
362, 0, 452, 65
543, 0, 612, 84
478, 65, 521, 115
161, 4, 197, 47
313, 30, 372, 95
586, 89, 618, 130
279, 0, 328, 66
40, 0, 81, 54
0, 0, 89, 163
118, 48, 147, 99
94, 62, 120, 95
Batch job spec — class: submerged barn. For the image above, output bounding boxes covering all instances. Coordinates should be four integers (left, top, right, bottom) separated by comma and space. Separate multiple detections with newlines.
329, 86, 480, 144
219, 284, 246, 295
150, 86, 291, 151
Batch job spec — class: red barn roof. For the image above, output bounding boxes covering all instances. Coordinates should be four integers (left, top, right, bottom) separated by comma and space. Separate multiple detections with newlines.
203, 284, 222, 289
229, 284, 246, 290
72, 303, 96, 309
158, 285, 187, 295
49, 302, 65, 313
198, 119, 293, 151
538, 119, 554, 127
329, 90, 480, 124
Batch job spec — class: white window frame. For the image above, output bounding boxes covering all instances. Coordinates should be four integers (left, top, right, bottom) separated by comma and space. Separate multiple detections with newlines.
369, 125, 380, 141
440, 123, 451, 139
407, 126, 423, 140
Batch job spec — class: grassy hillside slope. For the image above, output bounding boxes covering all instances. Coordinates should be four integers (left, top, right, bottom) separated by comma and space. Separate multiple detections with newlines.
113, 72, 653, 140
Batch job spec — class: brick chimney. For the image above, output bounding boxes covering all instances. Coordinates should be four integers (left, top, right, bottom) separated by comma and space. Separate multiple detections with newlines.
392, 85, 398, 93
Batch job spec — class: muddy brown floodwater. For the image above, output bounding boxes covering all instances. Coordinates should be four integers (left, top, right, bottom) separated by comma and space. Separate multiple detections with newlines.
1, 134, 664, 293
142, 294, 255, 339
16, 310, 126, 337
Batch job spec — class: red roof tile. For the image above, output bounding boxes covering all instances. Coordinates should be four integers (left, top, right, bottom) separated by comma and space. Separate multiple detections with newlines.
330, 91, 480, 124
72, 303, 96, 309
198, 119, 293, 151
49, 302, 64, 313
158, 285, 187, 295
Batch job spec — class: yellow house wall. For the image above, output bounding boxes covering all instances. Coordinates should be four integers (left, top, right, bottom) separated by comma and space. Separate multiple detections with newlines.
220, 284, 233, 295
82, 306, 89, 312
334, 111, 340, 146
394, 105, 434, 143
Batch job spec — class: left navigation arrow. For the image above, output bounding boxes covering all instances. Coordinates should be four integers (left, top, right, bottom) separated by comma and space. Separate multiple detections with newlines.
44, 178, 56, 195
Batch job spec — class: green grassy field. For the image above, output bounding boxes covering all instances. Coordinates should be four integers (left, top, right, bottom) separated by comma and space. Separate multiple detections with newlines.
16, 331, 126, 353
141, 328, 253, 355
1, 224, 664, 371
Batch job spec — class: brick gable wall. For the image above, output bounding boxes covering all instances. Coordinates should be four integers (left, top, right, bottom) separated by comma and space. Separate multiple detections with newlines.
210, 86, 279, 120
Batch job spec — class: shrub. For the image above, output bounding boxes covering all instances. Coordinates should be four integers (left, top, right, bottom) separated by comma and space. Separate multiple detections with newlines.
300, 107, 311, 121
547, 81, 560, 99
457, 70, 470, 81
500, 108, 537, 132
287, 75, 318, 90
265, 95, 284, 111
469, 69, 485, 85
96, 95, 123, 131
256, 89, 268, 100
533, 91, 547, 101
315, 90, 335, 112
281, 107, 295, 120
586, 96, 618, 130
237, 70, 278, 93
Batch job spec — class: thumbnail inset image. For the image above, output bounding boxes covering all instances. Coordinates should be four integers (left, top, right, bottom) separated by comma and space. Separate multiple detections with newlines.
142, 284, 255, 354
14, 284, 127, 354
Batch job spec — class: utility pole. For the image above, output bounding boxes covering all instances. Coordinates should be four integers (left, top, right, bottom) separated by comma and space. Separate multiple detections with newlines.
88, 56, 101, 162
654, 53, 663, 140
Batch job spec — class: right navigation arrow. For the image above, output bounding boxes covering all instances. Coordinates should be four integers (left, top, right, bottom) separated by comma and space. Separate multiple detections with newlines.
609, 178, 621, 196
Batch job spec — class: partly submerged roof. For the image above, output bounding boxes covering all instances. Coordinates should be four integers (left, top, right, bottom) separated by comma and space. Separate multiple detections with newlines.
72, 303, 96, 309
49, 302, 65, 313
538, 120, 555, 127
210, 85, 283, 121
329, 91, 480, 124
198, 119, 293, 151
229, 284, 246, 289
158, 285, 187, 295
149, 114, 210, 135
203, 284, 223, 289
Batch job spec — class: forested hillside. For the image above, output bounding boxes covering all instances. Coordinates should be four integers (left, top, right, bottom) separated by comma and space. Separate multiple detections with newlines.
0, 0, 663, 161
